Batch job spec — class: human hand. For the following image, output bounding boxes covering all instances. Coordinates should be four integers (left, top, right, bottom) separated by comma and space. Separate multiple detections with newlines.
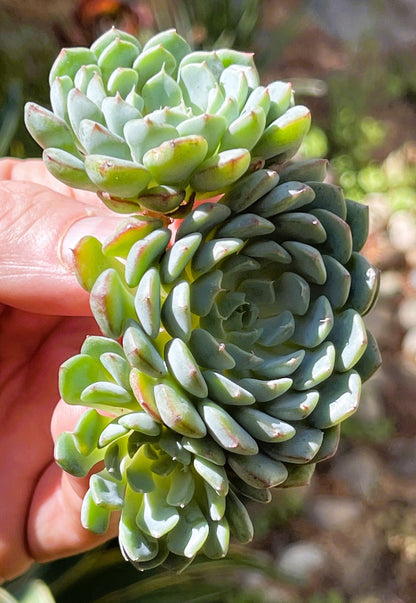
0, 158, 123, 582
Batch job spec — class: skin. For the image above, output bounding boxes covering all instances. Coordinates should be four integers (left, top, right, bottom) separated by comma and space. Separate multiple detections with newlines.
0, 158, 126, 582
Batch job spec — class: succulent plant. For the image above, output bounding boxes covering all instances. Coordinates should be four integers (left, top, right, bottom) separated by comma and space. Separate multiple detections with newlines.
24, 27, 381, 572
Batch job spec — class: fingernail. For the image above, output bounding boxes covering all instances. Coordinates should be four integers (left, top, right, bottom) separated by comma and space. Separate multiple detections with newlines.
59, 215, 122, 270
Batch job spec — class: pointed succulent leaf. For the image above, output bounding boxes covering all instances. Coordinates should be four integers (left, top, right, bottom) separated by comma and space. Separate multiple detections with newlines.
49, 46, 97, 85
67, 87, 105, 137
74, 64, 101, 93
253, 105, 311, 159
266, 81, 293, 124
280, 464, 316, 488
220, 107, 266, 151
85, 154, 151, 197
215, 95, 239, 127
345, 252, 380, 315
216, 213, 274, 239
90, 472, 125, 509
198, 399, 258, 455
242, 85, 271, 117
142, 29, 191, 69
42, 148, 97, 191
107, 67, 139, 98
161, 280, 192, 341
312, 208, 353, 264
166, 501, 209, 558
178, 62, 218, 114
220, 168, 280, 213
134, 266, 160, 339
86, 72, 107, 106
91, 27, 141, 59
101, 94, 142, 137
81, 381, 133, 408
55, 431, 103, 477
346, 198, 370, 252
254, 349, 305, 379
161, 232, 202, 283
251, 180, 315, 217
219, 66, 249, 111
202, 482, 226, 521
263, 425, 323, 464
283, 241, 327, 285
78, 119, 131, 159
277, 158, 329, 183
154, 381, 207, 438
310, 370, 362, 429
123, 320, 166, 378
72, 235, 124, 292
102, 215, 163, 258
225, 489, 253, 544
182, 435, 226, 466
188, 328, 235, 371
312, 425, 341, 463
124, 117, 178, 163
137, 488, 180, 538
24, 102, 79, 154
265, 390, 320, 421
50, 75, 73, 121
119, 506, 159, 562
291, 341, 336, 390
330, 309, 368, 372
133, 44, 176, 90
97, 38, 139, 83
90, 268, 135, 338
311, 255, 351, 310
129, 369, 162, 422
203, 371, 255, 406
167, 466, 195, 508
143, 135, 208, 186
81, 490, 111, 533
72, 408, 112, 455
237, 377, 293, 402
165, 338, 208, 398
354, 330, 382, 382
190, 145, 251, 192
119, 411, 160, 436
274, 211, 327, 245
177, 113, 226, 156
179, 50, 224, 78
290, 295, 334, 348
306, 181, 347, 219
232, 407, 295, 443
125, 228, 171, 287
137, 185, 186, 214
141, 67, 183, 113
193, 457, 228, 495
228, 452, 288, 489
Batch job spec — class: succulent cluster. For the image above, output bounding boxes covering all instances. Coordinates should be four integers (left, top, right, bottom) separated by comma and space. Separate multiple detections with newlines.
25, 28, 381, 573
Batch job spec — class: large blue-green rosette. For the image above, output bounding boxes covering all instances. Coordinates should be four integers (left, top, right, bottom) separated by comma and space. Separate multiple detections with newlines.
24, 27, 381, 572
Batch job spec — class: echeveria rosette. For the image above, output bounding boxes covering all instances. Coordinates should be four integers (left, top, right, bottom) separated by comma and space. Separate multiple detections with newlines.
24, 27, 311, 216
24, 27, 381, 573
54, 162, 380, 571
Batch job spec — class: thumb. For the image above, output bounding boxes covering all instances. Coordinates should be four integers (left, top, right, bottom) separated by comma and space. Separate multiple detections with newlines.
0, 181, 121, 315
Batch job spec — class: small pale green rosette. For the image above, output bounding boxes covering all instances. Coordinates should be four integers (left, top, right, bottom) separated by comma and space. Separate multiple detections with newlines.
25, 28, 381, 572
24, 27, 311, 215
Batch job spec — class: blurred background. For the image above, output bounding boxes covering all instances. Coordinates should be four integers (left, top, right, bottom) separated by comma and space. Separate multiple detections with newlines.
1, 0, 416, 601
